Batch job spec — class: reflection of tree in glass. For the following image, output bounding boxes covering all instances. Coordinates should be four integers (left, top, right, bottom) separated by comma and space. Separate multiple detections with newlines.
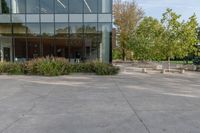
13, 23, 27, 35
0, 23, 11, 35
42, 33, 51, 37
85, 26, 96, 33
55, 27, 69, 35
1, 0, 9, 13
76, 26, 84, 33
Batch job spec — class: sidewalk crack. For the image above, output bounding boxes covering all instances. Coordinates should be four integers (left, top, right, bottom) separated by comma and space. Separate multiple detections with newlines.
111, 78, 151, 133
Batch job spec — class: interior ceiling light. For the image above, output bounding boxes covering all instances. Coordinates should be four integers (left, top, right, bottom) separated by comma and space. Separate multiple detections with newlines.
83, 0, 92, 13
57, 0, 66, 8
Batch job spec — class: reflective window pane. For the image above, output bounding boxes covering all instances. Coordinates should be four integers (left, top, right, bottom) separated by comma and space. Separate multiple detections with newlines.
98, 14, 112, 22
42, 38, 54, 57
84, 14, 97, 22
14, 38, 27, 60
26, 14, 39, 23
0, 15, 10, 23
69, 0, 83, 13
55, 14, 68, 22
55, 23, 69, 37
70, 23, 83, 34
84, 23, 97, 33
41, 14, 54, 22
69, 14, 82, 22
27, 23, 40, 37
13, 23, 26, 36
27, 38, 41, 59
40, 0, 54, 13
12, 0, 26, 13
55, 0, 68, 13
12, 14, 25, 23
55, 38, 68, 58
26, 0, 39, 13
0, 37, 13, 62
41, 23, 54, 37
84, 0, 97, 13
0, 23, 12, 35
0, 0, 11, 14
84, 23, 98, 61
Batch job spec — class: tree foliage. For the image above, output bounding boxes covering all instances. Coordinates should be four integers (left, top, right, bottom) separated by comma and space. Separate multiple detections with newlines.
160, 8, 182, 60
128, 8, 199, 62
128, 17, 165, 60
178, 14, 199, 58
161, 9, 198, 60
113, 0, 144, 61
198, 27, 200, 41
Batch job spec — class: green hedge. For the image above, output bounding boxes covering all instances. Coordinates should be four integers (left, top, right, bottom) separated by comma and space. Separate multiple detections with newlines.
0, 62, 23, 75
0, 57, 119, 76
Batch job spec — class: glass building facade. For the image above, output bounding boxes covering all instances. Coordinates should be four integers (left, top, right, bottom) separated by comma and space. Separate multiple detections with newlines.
0, 0, 112, 63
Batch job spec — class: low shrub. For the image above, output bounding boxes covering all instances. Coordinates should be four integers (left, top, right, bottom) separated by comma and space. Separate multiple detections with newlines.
193, 57, 200, 65
92, 62, 119, 75
0, 62, 23, 74
0, 62, 7, 73
71, 62, 95, 73
0, 57, 119, 76
25, 57, 70, 76
70, 62, 119, 75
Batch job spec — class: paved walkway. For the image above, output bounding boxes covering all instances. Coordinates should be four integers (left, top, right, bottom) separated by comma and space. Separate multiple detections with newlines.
0, 71, 200, 133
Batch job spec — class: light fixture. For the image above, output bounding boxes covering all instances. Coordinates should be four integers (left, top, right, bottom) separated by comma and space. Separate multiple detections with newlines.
83, 0, 92, 13
57, 0, 66, 8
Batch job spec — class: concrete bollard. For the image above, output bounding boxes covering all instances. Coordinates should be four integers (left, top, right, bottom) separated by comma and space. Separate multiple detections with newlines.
161, 69, 166, 74
180, 69, 185, 74
142, 68, 147, 73
193, 65, 197, 71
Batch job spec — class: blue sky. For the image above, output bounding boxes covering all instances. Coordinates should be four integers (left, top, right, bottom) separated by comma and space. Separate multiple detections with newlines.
124, 0, 200, 23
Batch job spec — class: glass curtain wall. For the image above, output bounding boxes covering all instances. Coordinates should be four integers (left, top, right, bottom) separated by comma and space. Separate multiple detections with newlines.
84, 23, 98, 61
69, 23, 83, 62
55, 0, 68, 13
26, 0, 39, 13
0, 0, 12, 61
0, 0, 112, 63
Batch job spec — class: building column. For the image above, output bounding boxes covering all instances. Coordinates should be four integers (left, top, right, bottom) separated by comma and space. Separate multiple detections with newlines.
0, 1, 2, 14
101, 25, 110, 63
0, 38, 3, 62
102, 0, 110, 13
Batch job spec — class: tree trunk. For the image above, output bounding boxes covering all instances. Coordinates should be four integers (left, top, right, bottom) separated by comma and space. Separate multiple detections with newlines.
168, 57, 171, 72
122, 49, 126, 61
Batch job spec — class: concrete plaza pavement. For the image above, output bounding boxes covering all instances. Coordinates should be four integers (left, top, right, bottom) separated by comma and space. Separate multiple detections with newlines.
0, 71, 200, 133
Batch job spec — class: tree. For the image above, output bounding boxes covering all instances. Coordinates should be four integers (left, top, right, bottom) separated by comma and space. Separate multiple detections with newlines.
196, 27, 200, 56
179, 14, 199, 60
161, 9, 198, 69
161, 8, 182, 69
113, 0, 144, 61
198, 27, 200, 41
128, 17, 165, 61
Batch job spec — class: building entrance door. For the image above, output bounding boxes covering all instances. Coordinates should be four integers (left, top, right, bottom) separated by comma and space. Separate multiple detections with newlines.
70, 38, 84, 63
0, 37, 12, 62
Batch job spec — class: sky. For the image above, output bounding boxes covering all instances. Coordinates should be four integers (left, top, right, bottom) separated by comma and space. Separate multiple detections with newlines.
124, 0, 200, 23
